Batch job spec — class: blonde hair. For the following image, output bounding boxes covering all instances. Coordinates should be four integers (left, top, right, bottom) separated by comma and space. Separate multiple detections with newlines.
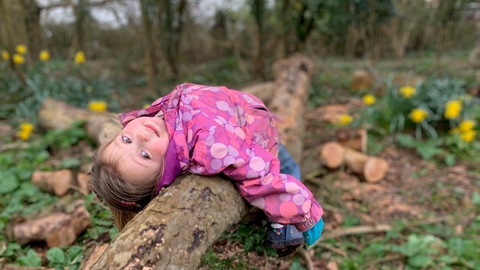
90, 136, 161, 231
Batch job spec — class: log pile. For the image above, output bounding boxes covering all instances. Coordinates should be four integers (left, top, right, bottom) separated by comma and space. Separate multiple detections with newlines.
320, 141, 389, 183
36, 54, 315, 269
13, 199, 91, 248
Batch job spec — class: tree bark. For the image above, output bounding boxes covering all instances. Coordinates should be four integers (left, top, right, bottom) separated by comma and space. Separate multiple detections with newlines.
37, 54, 314, 269
268, 53, 314, 163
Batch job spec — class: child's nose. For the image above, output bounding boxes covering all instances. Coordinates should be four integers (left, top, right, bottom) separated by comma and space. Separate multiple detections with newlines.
136, 130, 150, 141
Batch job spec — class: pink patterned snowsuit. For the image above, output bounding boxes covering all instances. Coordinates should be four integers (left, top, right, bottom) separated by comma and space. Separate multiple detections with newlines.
118, 83, 323, 232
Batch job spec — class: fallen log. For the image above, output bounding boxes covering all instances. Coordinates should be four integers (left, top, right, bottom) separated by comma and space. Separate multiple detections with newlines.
344, 148, 389, 183
31, 170, 72, 197
268, 53, 314, 163
336, 128, 367, 153
36, 54, 314, 269
13, 199, 91, 247
39, 99, 122, 145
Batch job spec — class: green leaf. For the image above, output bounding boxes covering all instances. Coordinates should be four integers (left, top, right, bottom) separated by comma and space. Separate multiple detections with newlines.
417, 144, 444, 160
408, 254, 433, 267
444, 154, 456, 167
437, 254, 456, 264
289, 260, 306, 270
66, 245, 83, 263
0, 170, 19, 194
61, 158, 81, 168
47, 247, 66, 267
473, 192, 480, 207
17, 249, 42, 267
396, 134, 417, 148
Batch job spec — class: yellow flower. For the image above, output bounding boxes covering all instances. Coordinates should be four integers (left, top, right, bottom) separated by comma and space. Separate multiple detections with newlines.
15, 44, 27, 54
444, 100, 462, 119
19, 123, 34, 132
460, 130, 476, 143
458, 120, 475, 132
336, 114, 353, 126
399, 86, 416, 98
16, 122, 34, 141
39, 50, 50, 61
13, 54, 25, 64
1, 50, 9, 60
74, 51, 85, 64
362, 94, 376, 106
409, 108, 429, 123
88, 101, 107, 112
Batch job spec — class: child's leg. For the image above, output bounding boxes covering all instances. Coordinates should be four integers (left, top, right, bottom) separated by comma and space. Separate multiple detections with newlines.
266, 144, 304, 254
278, 144, 301, 180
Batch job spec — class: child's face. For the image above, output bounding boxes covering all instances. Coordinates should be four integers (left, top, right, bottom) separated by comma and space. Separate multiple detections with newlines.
104, 116, 170, 186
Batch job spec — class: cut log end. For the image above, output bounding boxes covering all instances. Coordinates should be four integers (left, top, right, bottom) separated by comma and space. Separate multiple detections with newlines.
363, 157, 389, 183
320, 142, 345, 169
336, 128, 367, 153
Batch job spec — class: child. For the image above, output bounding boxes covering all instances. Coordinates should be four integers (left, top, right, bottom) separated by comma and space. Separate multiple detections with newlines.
90, 83, 324, 252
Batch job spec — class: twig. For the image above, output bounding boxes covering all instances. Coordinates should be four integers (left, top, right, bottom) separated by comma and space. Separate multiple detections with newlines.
311, 216, 454, 249
316, 243, 347, 257
365, 254, 405, 267
0, 142, 29, 153
296, 248, 314, 270
321, 224, 393, 241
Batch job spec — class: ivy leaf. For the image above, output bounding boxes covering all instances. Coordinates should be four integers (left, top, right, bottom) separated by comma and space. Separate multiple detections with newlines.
473, 192, 480, 207
408, 254, 433, 267
0, 170, 18, 194
47, 247, 66, 267
444, 154, 456, 167
395, 134, 417, 148
17, 249, 42, 267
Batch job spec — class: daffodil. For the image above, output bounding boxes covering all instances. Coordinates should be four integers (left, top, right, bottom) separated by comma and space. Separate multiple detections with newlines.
460, 129, 476, 143
1, 50, 9, 60
399, 86, 416, 98
444, 100, 462, 119
39, 50, 50, 61
74, 51, 85, 64
16, 122, 34, 141
13, 54, 25, 65
336, 114, 353, 126
362, 94, 376, 106
88, 101, 107, 112
409, 108, 429, 123
458, 120, 475, 132
15, 44, 27, 54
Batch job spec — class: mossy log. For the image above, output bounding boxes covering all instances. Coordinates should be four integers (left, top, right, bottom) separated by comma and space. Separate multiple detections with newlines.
38, 54, 314, 269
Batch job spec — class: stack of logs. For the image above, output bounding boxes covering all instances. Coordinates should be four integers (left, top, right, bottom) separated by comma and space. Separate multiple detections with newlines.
13, 171, 92, 248
320, 128, 389, 183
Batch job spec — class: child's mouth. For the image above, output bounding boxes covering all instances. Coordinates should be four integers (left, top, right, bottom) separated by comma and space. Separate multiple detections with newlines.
144, 124, 159, 137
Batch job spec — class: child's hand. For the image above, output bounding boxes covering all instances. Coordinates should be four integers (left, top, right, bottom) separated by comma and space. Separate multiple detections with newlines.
302, 218, 324, 249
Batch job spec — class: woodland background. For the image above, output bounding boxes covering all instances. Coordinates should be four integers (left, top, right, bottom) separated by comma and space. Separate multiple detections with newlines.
1, 0, 480, 269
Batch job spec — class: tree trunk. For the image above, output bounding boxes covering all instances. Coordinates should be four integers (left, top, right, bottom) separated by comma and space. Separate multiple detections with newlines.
37, 55, 314, 269
140, 0, 158, 94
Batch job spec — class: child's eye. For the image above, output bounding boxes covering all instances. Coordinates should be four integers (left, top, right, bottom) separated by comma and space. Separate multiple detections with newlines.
141, 151, 150, 159
122, 136, 132, 143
